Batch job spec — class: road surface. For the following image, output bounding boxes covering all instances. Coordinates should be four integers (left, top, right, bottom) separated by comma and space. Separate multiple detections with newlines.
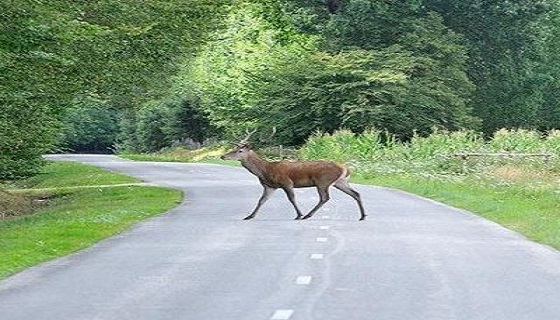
1, 154, 559, 320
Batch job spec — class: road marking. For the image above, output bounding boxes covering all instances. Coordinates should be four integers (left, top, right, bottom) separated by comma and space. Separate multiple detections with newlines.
310, 253, 324, 260
271, 309, 294, 320
316, 237, 328, 242
319, 226, 330, 230
321, 215, 330, 219
295, 276, 312, 285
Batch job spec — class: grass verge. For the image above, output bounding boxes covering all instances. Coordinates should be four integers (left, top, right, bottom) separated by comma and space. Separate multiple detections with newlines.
119, 145, 229, 163
0, 161, 182, 279
354, 173, 560, 250
8, 161, 138, 189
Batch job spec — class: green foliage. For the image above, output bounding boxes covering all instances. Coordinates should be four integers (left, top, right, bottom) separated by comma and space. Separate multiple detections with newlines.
490, 128, 546, 153
301, 128, 559, 176
135, 104, 170, 153
61, 95, 119, 153
0, 104, 57, 179
115, 96, 216, 153
179, 1, 476, 146
324, 0, 426, 50
3, 0, 560, 170
426, 0, 554, 133
250, 45, 475, 144
539, 5, 560, 129
0, 0, 230, 177
545, 130, 560, 153
160, 96, 216, 146
183, 1, 319, 138
114, 109, 140, 153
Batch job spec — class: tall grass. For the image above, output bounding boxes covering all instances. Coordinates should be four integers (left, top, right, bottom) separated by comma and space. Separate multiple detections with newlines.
301, 128, 560, 178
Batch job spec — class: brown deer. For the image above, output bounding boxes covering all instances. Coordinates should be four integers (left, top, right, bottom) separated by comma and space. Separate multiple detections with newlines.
220, 129, 366, 221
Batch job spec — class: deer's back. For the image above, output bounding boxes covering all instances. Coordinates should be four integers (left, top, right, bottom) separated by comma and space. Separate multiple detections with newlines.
266, 160, 346, 188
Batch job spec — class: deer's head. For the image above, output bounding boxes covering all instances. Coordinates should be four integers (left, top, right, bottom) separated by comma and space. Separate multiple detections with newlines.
221, 143, 254, 161
220, 127, 275, 161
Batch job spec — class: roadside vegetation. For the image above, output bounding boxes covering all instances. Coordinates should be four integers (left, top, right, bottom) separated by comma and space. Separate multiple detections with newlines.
0, 161, 182, 279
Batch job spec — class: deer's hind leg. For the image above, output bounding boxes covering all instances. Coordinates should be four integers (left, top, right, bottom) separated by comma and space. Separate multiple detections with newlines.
334, 179, 366, 221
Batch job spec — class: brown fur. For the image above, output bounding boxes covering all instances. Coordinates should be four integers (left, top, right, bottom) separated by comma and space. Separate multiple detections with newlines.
221, 145, 366, 220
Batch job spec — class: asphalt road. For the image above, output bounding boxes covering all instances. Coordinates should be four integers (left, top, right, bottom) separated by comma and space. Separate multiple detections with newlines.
1, 154, 559, 320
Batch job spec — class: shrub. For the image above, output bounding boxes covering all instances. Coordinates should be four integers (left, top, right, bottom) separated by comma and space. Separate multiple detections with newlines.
300, 128, 559, 178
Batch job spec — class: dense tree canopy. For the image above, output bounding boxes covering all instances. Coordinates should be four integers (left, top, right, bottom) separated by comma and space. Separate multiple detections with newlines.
2, 0, 560, 178
0, 0, 230, 177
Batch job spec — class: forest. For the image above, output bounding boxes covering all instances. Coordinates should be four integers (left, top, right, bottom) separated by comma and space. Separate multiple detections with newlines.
2, 0, 560, 179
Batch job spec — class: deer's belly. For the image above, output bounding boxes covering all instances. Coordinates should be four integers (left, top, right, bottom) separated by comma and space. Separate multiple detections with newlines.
262, 178, 315, 189
293, 179, 315, 188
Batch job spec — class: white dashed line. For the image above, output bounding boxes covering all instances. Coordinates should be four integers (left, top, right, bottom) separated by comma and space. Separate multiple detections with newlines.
316, 237, 328, 242
271, 309, 294, 320
310, 253, 324, 260
321, 216, 330, 219
319, 226, 330, 230
295, 276, 312, 285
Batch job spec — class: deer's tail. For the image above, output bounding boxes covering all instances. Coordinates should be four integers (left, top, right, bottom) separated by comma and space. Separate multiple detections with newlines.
338, 165, 351, 180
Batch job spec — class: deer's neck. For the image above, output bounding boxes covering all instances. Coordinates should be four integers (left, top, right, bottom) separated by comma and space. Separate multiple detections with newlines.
241, 151, 270, 180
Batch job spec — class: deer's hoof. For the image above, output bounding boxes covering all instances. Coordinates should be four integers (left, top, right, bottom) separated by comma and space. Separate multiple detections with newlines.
243, 215, 255, 220
359, 216, 367, 221
301, 215, 312, 220
294, 216, 303, 220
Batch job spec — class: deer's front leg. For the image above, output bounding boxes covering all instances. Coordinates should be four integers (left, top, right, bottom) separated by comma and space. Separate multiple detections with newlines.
244, 185, 276, 220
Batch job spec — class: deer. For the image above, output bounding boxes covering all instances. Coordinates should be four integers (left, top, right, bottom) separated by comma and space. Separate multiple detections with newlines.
220, 128, 366, 221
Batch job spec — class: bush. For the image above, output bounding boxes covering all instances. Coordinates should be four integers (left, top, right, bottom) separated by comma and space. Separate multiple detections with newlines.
135, 104, 170, 153
61, 95, 119, 153
490, 129, 545, 153
0, 103, 58, 180
300, 128, 560, 178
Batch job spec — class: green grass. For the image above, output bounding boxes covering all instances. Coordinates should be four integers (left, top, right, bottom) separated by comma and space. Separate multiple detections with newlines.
0, 161, 182, 279
354, 173, 560, 250
119, 145, 230, 163
9, 161, 139, 189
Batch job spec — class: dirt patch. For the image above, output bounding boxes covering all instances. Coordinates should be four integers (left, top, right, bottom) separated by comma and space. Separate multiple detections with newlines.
0, 190, 51, 219
487, 165, 554, 184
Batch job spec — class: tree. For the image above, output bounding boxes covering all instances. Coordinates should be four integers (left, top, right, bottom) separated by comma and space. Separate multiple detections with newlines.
0, 0, 231, 177
182, 2, 475, 145
61, 95, 119, 153
426, 0, 553, 133
162, 96, 215, 146
250, 45, 475, 144
539, 3, 560, 129
182, 1, 319, 139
